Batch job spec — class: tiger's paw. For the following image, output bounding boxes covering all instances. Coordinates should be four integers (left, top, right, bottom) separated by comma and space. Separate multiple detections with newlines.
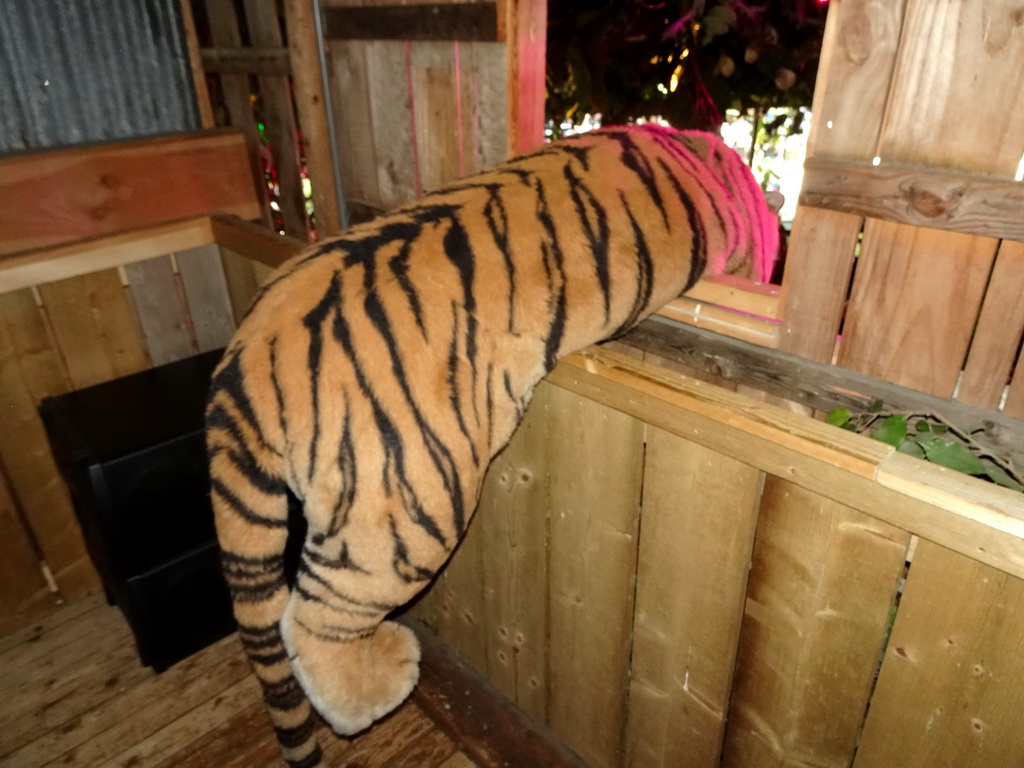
281, 606, 421, 736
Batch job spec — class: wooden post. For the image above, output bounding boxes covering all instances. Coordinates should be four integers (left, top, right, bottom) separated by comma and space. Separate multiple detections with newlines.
505, 0, 547, 155
179, 0, 216, 128
242, 0, 310, 239
283, 0, 343, 237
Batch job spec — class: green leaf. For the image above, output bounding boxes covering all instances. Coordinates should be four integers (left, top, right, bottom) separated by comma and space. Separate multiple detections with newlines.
915, 420, 931, 433
931, 423, 948, 435
826, 408, 853, 428
868, 399, 885, 413
871, 415, 908, 448
918, 438, 987, 475
981, 460, 1024, 492
898, 440, 926, 459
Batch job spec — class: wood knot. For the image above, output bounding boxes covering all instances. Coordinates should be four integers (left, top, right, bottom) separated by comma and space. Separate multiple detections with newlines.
905, 185, 962, 219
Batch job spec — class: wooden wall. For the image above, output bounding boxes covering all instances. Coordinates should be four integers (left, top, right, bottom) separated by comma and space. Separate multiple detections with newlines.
0, 132, 263, 636
322, 0, 545, 216
188, 0, 546, 236
410, 346, 1024, 768
778, 0, 1024, 416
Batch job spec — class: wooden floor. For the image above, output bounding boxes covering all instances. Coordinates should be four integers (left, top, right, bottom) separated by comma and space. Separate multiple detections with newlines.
0, 595, 477, 768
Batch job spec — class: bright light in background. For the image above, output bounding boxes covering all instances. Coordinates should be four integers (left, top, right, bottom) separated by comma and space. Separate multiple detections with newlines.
1016, 152, 1024, 181
669, 65, 684, 93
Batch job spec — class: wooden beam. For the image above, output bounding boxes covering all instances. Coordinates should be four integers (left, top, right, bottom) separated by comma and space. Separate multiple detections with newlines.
179, 0, 216, 128
284, 0, 343, 236
210, 214, 307, 269
323, 3, 504, 42
656, 299, 781, 348
200, 46, 292, 75
684, 274, 780, 320
506, 0, 546, 155
0, 131, 260, 256
800, 156, 1024, 243
0, 217, 214, 294
621, 317, 1024, 472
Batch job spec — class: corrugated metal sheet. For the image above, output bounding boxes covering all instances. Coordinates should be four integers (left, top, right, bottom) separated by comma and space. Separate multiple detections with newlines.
0, 0, 200, 155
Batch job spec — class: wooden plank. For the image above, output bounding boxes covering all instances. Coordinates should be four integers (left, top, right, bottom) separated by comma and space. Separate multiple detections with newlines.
0, 594, 105, 668
411, 622, 588, 768
411, 43, 463, 192
800, 157, 1024, 242
124, 256, 198, 367
853, 540, 1024, 768
0, 592, 103, 657
330, 39, 383, 207
203, 0, 271, 230
210, 213, 307, 268
390, 727, 461, 767
877, 452, 1024, 542
219, 248, 264, 326
179, 0, 216, 128
656, 297, 781, 348
776, 207, 861, 362
622, 318, 1024, 474
319, 701, 434, 765
324, 4, 504, 42
624, 431, 762, 768
805, 0, 907, 161
778, 0, 905, 362
545, 386, 645, 768
38, 270, 150, 389
505, 0, 546, 154
475, 384, 549, 722
430, 472, 489, 673
150, 701, 278, 768
546, 349, 1024, 584
284, 0, 344, 236
837, 219, 997, 396
0, 290, 96, 603
0, 131, 260, 256
175, 243, 237, 353
0, 215, 214, 294
721, 477, 910, 768
5, 603, 131, 695
458, 41, 508, 172
876, 0, 1024, 175
243, 0, 310, 239
684, 274, 780, 320
0, 462, 53, 639
0, 615, 146, 759
957, 240, 1024, 409
366, 39, 420, 206
200, 46, 292, 75
456, 40, 503, 174
94, 676, 264, 768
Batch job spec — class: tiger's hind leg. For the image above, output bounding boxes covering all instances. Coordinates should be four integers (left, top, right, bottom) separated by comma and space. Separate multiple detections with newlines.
281, 598, 421, 736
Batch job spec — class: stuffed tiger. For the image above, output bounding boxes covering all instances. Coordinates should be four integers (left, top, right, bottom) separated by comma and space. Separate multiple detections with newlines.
205, 124, 778, 767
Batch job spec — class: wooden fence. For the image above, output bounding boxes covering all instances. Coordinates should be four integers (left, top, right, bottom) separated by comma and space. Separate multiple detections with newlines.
409, 345, 1024, 768
775, 0, 1024, 415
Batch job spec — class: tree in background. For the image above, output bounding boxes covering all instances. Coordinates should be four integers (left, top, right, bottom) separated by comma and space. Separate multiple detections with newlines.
546, 0, 828, 134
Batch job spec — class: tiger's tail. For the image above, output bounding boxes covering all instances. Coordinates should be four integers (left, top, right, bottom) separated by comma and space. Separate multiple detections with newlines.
206, 356, 323, 768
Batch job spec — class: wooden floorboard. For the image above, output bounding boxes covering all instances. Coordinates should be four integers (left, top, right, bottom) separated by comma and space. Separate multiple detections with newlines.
0, 598, 476, 768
